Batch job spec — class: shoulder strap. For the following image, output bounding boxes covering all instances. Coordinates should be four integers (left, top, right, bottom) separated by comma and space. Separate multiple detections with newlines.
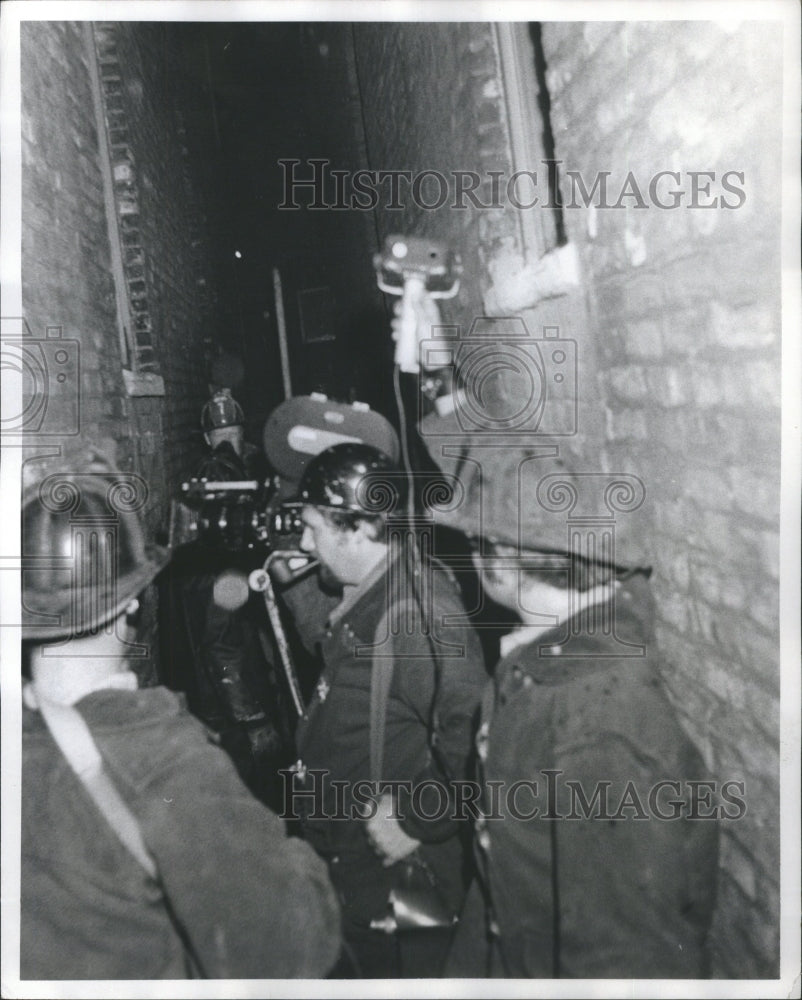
368, 587, 454, 786
369, 609, 394, 784
36, 697, 158, 879
35, 694, 207, 978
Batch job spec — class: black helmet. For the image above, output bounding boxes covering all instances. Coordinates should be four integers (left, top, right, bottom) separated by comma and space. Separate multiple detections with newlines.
22, 470, 170, 641
201, 388, 244, 432
295, 442, 404, 516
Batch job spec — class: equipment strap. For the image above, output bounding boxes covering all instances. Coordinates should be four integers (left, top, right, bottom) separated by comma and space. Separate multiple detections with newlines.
369, 609, 394, 785
35, 696, 159, 879
368, 587, 453, 786
33, 691, 207, 977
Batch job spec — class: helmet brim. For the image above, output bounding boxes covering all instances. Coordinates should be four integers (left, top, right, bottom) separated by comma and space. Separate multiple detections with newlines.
21, 543, 170, 642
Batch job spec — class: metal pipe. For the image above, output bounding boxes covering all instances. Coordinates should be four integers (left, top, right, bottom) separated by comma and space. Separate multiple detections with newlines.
249, 553, 307, 717
272, 267, 293, 400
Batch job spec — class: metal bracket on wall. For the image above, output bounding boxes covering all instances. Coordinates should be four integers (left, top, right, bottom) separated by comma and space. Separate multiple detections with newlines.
122, 369, 165, 397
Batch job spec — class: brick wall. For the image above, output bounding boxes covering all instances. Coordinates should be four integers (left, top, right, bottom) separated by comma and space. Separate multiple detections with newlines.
541, 20, 783, 977
351, 23, 603, 453
352, 22, 520, 323
20, 21, 132, 485
21, 22, 220, 524
91, 22, 219, 503
20, 22, 222, 679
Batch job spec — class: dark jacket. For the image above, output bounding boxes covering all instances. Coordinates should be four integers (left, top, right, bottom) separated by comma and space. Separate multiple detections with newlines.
277, 568, 342, 703
168, 439, 276, 735
173, 557, 273, 730
446, 574, 719, 978
195, 438, 266, 485
21, 685, 341, 980
292, 551, 487, 927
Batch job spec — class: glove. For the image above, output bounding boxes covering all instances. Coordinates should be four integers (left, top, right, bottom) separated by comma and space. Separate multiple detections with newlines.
246, 722, 283, 759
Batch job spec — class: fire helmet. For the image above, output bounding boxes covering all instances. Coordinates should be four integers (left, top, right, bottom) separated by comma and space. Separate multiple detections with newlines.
428, 447, 651, 571
201, 388, 245, 432
295, 442, 404, 517
22, 471, 170, 641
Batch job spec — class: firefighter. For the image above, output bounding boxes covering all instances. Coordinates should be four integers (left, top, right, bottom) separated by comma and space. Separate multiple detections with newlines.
439, 451, 719, 977
166, 389, 289, 808
20, 462, 341, 980
198, 386, 266, 482
397, 283, 719, 979
285, 443, 487, 978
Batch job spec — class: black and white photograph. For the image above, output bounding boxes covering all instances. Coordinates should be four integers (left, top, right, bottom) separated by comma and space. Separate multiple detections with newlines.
1, 1, 799, 997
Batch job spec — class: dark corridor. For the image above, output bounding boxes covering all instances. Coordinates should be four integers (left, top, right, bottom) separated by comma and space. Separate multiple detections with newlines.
176, 23, 394, 438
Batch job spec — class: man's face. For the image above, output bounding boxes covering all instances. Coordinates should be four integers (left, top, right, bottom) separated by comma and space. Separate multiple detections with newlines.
300, 506, 362, 588
470, 538, 576, 623
206, 425, 244, 456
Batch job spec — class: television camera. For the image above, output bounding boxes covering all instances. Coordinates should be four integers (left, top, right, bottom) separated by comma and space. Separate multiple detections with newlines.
168, 393, 402, 717
171, 474, 304, 560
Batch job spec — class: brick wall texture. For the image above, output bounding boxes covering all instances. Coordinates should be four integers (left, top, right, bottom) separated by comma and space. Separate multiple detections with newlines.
21, 21, 219, 530
352, 23, 521, 322
540, 21, 783, 977
17, 18, 784, 979
20, 21, 222, 681
20, 22, 129, 482
351, 23, 604, 454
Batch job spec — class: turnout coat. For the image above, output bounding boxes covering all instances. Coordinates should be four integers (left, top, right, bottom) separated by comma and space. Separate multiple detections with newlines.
292, 549, 487, 942
446, 573, 719, 979
22, 684, 341, 980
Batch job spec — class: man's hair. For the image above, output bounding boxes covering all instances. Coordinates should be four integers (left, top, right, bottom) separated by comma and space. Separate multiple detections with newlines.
318, 507, 385, 542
